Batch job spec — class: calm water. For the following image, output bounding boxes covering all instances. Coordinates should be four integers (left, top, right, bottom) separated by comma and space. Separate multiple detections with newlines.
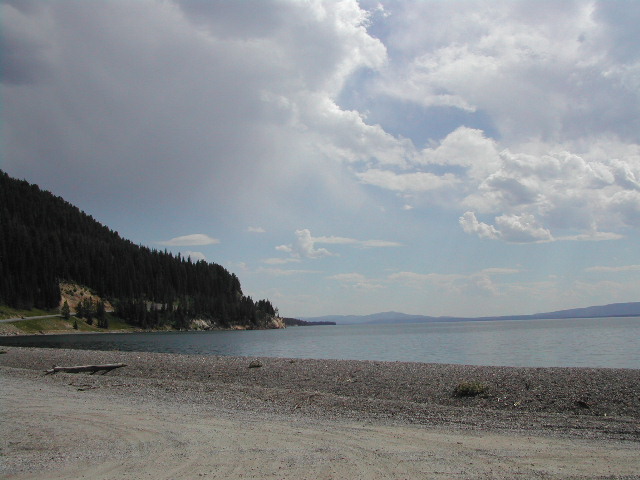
1, 317, 639, 368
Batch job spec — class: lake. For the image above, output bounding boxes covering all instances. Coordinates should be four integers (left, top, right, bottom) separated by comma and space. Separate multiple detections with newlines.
1, 316, 639, 368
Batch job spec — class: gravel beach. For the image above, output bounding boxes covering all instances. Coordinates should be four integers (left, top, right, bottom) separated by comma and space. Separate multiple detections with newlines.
1, 347, 639, 479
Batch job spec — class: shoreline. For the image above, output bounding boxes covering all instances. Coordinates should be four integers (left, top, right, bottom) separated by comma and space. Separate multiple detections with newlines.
2, 347, 639, 478
2, 347, 638, 435
0, 319, 286, 337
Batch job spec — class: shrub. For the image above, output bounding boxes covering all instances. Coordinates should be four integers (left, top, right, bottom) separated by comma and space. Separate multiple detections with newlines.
454, 381, 486, 397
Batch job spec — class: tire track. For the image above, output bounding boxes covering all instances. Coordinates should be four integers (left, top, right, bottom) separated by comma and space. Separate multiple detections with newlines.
3, 371, 639, 480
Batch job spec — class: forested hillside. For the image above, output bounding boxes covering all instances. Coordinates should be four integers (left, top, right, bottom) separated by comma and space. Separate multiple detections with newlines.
0, 170, 278, 329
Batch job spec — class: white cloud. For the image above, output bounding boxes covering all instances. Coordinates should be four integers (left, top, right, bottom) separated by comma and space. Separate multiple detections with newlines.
183, 251, 206, 262
357, 126, 640, 243
314, 234, 402, 248
357, 169, 457, 192
569, 279, 640, 305
388, 271, 463, 286
389, 266, 520, 288
311, 235, 360, 245
388, 269, 507, 297
558, 231, 624, 242
10, 0, 640, 247
256, 267, 320, 276
494, 213, 553, 243
277, 229, 335, 259
276, 228, 401, 260
360, 239, 402, 248
5, 0, 640, 317
419, 127, 501, 178
337, 2, 640, 243
585, 264, 640, 273
480, 268, 521, 275
377, 1, 639, 143
262, 257, 301, 265
459, 212, 500, 240
159, 234, 220, 247
2, 0, 395, 220
329, 273, 382, 290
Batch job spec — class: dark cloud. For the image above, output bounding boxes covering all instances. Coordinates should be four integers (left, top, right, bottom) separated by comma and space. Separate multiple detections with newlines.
593, 0, 640, 62
176, 0, 286, 39
0, 2, 51, 85
2, 0, 386, 226
0, 32, 50, 85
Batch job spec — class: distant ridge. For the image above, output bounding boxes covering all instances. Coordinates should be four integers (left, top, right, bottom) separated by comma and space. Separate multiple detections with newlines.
301, 302, 640, 325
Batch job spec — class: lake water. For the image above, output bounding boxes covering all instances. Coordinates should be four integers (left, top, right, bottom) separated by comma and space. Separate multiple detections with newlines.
1, 316, 639, 368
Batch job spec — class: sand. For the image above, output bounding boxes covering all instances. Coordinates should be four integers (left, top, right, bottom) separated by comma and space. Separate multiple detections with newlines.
1, 347, 639, 479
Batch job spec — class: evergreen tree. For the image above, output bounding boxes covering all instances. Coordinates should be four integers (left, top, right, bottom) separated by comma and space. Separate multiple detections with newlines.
61, 301, 71, 320
0, 169, 279, 329
75, 298, 86, 319
83, 298, 94, 325
96, 300, 107, 328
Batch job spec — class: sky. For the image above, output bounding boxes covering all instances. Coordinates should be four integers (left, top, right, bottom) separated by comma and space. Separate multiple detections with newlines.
2, 0, 640, 318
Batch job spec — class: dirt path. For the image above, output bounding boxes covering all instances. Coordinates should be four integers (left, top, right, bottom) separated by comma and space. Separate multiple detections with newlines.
2, 373, 639, 480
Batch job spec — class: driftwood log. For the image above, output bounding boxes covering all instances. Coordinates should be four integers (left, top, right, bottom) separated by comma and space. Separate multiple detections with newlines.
45, 363, 127, 375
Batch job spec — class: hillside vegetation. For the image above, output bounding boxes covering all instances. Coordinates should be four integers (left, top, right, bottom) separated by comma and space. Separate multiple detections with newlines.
0, 170, 280, 330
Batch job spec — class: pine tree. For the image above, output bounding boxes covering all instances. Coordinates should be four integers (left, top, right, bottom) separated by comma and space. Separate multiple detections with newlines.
61, 300, 71, 320
96, 300, 107, 328
0, 169, 279, 329
83, 298, 94, 325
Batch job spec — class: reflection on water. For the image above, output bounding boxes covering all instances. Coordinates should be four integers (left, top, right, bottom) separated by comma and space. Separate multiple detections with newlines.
1, 316, 638, 368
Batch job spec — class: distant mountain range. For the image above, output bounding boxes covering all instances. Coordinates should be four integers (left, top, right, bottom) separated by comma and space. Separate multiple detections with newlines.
301, 302, 640, 325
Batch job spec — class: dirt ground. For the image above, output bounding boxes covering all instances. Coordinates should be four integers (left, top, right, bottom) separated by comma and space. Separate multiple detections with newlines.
1, 348, 639, 479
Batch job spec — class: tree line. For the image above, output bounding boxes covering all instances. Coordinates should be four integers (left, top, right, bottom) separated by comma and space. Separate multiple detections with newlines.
0, 170, 277, 329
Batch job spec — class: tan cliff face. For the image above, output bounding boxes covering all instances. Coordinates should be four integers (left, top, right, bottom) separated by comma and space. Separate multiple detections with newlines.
59, 282, 113, 314
268, 316, 286, 329
190, 316, 286, 331
59, 282, 285, 331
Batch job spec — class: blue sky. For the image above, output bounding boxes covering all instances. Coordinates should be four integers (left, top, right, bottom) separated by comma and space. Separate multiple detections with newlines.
3, 0, 640, 317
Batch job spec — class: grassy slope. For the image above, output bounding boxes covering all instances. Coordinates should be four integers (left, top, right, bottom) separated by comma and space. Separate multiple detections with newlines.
0, 305, 58, 320
0, 308, 137, 335
1, 282, 138, 334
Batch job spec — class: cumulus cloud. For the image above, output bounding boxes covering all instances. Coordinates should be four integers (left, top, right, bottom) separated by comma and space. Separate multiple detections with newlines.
360, 124, 639, 242
183, 251, 206, 262
333, 2, 640, 243
276, 229, 334, 259
357, 169, 458, 192
4, 0, 640, 316
7, 0, 640, 247
276, 229, 402, 260
158, 234, 220, 247
1, 0, 394, 219
494, 213, 553, 243
459, 212, 500, 240
377, 1, 640, 143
